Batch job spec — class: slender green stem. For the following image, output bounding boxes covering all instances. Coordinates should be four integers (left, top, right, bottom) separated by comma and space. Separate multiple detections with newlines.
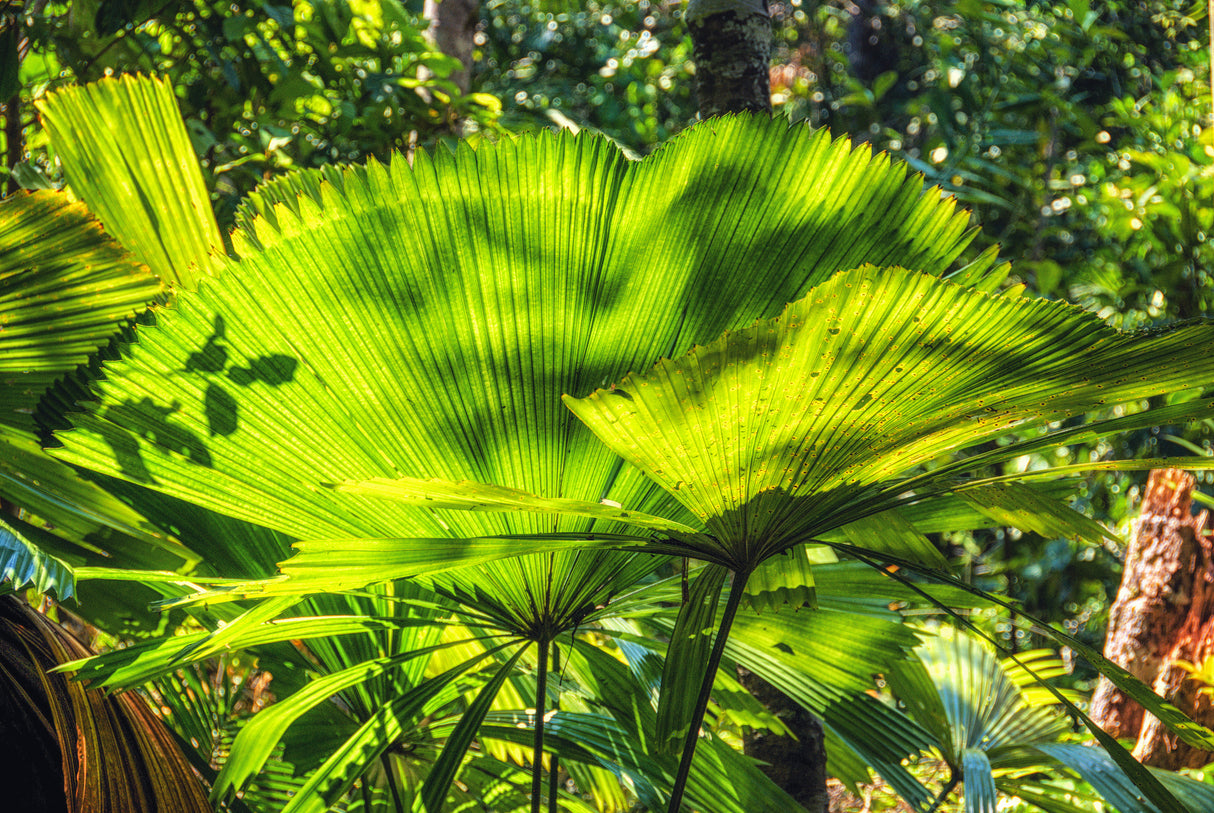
924, 771, 959, 813
531, 638, 550, 813
548, 641, 561, 813
666, 568, 751, 813
359, 777, 372, 813
380, 753, 404, 813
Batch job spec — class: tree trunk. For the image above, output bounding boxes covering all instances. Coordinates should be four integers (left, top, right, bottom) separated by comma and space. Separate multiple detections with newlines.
2, 6, 25, 195
1090, 468, 1214, 769
846, 0, 897, 83
423, 0, 479, 96
738, 668, 829, 811
688, 7, 823, 799
686, 0, 772, 118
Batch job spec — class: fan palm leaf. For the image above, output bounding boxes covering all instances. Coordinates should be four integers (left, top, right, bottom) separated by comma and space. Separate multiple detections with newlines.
890, 630, 1214, 813
50, 108, 997, 559
36, 73, 1214, 811
41, 77, 1001, 806
0, 185, 197, 613
36, 75, 224, 288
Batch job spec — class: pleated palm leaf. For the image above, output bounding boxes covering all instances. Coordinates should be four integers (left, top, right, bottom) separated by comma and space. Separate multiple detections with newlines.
888, 631, 1071, 813
4, 85, 512, 808
552, 267, 1214, 810
0, 186, 211, 630
888, 630, 1214, 813
4, 77, 555, 810
41, 74, 1010, 808
291, 266, 1214, 809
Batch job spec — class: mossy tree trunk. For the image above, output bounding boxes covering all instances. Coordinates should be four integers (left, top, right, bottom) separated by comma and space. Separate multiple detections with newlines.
423, 0, 479, 95
738, 668, 829, 811
422, 0, 479, 136
686, 0, 772, 118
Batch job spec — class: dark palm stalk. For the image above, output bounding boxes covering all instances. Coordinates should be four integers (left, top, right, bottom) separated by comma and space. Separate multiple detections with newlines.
666, 568, 751, 813
531, 637, 550, 813
548, 641, 561, 813
925, 772, 959, 813
380, 753, 404, 813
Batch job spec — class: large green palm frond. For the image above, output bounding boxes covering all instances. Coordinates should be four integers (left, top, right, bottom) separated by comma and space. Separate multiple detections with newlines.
563, 265, 1214, 568
244, 264, 1214, 593
48, 91, 994, 619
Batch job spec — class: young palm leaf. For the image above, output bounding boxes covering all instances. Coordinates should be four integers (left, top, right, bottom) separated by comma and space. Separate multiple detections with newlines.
890, 630, 1214, 813
887, 631, 1069, 813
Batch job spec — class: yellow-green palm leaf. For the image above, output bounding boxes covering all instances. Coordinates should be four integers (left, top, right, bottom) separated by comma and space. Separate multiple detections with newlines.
563, 265, 1214, 570
37, 75, 223, 288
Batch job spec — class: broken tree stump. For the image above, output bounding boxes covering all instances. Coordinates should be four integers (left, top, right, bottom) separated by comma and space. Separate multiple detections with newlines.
1089, 468, 1214, 769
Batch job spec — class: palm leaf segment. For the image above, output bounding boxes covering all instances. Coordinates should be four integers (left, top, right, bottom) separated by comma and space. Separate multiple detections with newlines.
0, 190, 194, 600
889, 632, 1214, 813
0, 191, 164, 431
37, 74, 224, 289
51, 114, 997, 614
563, 266, 1214, 572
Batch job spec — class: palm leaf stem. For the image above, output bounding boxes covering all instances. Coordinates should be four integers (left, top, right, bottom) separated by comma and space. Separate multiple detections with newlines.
532, 637, 550, 813
359, 778, 373, 813
548, 641, 561, 813
380, 753, 404, 813
667, 567, 752, 813
924, 773, 959, 813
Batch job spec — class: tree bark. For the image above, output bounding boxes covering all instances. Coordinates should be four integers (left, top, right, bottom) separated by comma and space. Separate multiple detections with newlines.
1090, 468, 1214, 769
687, 0, 772, 118
846, 0, 897, 83
738, 668, 829, 811
423, 0, 479, 96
